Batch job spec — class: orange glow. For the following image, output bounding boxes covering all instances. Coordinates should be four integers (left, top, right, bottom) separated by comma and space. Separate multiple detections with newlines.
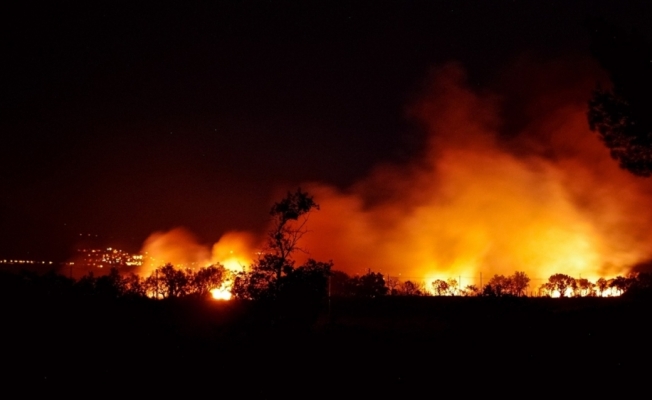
136, 230, 258, 300
210, 231, 257, 272
136, 60, 652, 291
139, 228, 211, 275
210, 285, 233, 300
138, 229, 257, 276
290, 61, 652, 286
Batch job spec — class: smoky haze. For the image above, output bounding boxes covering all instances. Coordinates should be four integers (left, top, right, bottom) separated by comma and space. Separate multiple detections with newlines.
4, 2, 652, 264
292, 59, 652, 283
135, 58, 652, 287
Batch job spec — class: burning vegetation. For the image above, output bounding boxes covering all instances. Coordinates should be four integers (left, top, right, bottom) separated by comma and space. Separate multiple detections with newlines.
293, 61, 652, 287
51, 179, 652, 301
53, 59, 652, 301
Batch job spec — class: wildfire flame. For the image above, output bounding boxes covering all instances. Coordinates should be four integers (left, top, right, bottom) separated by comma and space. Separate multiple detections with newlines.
293, 60, 652, 287
138, 229, 257, 275
137, 59, 652, 293
138, 229, 258, 299
210, 285, 233, 300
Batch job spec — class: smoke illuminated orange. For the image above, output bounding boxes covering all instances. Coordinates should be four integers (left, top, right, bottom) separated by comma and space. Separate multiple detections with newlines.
138, 228, 257, 275
137, 59, 652, 292
292, 61, 652, 288
137, 229, 258, 299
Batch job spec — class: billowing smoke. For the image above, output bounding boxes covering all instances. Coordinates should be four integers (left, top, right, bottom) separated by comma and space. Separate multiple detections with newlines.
138, 227, 258, 276
293, 61, 652, 286
138, 59, 652, 288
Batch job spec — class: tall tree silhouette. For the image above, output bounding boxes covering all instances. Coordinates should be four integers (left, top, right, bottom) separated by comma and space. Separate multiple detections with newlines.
233, 189, 323, 300
267, 188, 319, 281
587, 19, 652, 176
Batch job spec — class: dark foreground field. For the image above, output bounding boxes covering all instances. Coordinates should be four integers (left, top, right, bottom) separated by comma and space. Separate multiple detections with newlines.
3, 293, 652, 395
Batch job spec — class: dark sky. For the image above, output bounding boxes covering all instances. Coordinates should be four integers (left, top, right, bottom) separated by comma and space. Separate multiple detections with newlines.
2, 1, 651, 260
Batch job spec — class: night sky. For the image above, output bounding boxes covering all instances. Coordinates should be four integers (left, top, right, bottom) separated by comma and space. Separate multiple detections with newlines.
2, 1, 651, 261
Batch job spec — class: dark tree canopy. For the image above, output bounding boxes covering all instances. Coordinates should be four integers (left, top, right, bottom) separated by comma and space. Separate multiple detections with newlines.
546, 273, 576, 298
267, 188, 320, 280
232, 188, 331, 305
587, 19, 652, 176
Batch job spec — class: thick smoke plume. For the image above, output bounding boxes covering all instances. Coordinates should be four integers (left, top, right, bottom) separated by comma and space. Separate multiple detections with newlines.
138, 60, 652, 288
294, 61, 652, 286
138, 227, 257, 276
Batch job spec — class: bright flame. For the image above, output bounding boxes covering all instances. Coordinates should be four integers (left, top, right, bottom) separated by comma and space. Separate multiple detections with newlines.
291, 60, 652, 285
137, 230, 257, 300
138, 229, 257, 276
136, 59, 652, 291
210, 286, 233, 300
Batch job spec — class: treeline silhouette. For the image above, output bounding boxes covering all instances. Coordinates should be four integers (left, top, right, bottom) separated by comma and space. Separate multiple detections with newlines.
0, 264, 228, 300
4, 188, 652, 393
332, 270, 652, 298
4, 263, 652, 395
4, 264, 652, 302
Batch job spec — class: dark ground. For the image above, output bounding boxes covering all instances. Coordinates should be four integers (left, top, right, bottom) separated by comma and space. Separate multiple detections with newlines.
3, 293, 651, 395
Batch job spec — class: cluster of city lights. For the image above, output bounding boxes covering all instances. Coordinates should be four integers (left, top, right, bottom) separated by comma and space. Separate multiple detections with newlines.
0, 260, 53, 265
71, 248, 143, 269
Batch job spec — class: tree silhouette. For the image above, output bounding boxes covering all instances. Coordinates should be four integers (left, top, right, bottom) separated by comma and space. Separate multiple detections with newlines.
71, 269, 124, 298
609, 275, 631, 296
575, 278, 596, 297
326, 270, 390, 297
351, 271, 388, 298
462, 284, 480, 296
587, 19, 652, 176
232, 255, 279, 300
484, 274, 510, 297
190, 264, 229, 297
232, 189, 332, 302
400, 280, 424, 296
159, 264, 191, 298
508, 271, 530, 297
624, 272, 652, 297
596, 277, 609, 297
539, 282, 555, 297
267, 188, 319, 281
278, 259, 332, 304
140, 264, 194, 298
122, 273, 146, 297
234, 189, 320, 300
94, 268, 126, 298
386, 276, 401, 295
546, 274, 576, 298
329, 270, 353, 296
431, 279, 449, 296
446, 278, 459, 296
